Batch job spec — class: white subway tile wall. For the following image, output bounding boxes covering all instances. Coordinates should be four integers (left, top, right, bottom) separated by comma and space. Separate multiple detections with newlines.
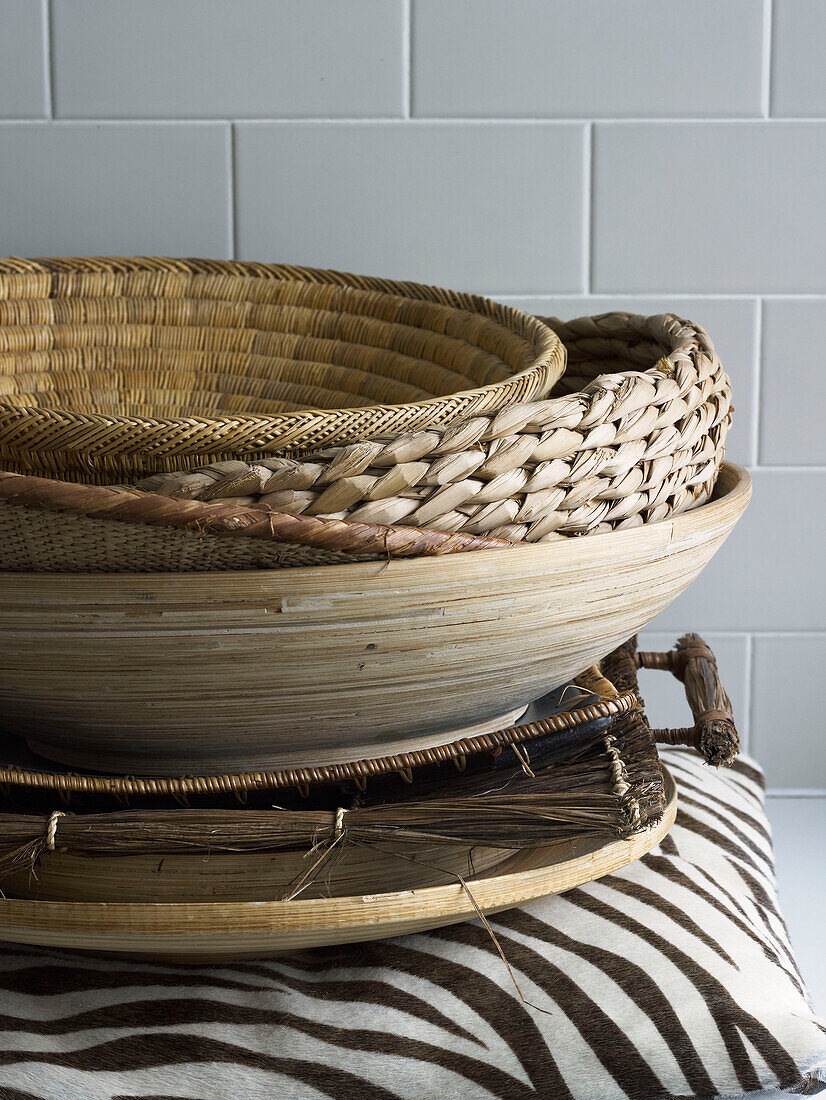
0, 0, 821, 790
235, 122, 585, 290
771, 0, 826, 116
412, 0, 765, 118
760, 299, 826, 465
51, 0, 407, 119
0, 124, 232, 257
752, 635, 826, 789
0, 1, 46, 118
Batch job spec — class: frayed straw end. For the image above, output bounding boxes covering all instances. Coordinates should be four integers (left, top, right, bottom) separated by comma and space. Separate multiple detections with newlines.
0, 839, 45, 880
696, 716, 740, 767
0, 810, 65, 881
653, 716, 740, 767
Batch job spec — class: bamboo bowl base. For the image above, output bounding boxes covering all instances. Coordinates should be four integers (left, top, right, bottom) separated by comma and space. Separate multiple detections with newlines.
25, 704, 529, 776
0, 770, 676, 961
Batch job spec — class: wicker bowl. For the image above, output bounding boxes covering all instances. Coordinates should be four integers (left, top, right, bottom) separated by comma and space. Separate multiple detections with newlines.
0, 257, 563, 481
0, 463, 750, 775
0, 310, 732, 571
128, 310, 731, 540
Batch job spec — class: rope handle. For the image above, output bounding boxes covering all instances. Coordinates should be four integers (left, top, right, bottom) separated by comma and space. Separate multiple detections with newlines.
635, 633, 739, 766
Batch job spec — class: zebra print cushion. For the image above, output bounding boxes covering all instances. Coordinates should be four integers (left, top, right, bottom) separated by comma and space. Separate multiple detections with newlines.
0, 748, 823, 1100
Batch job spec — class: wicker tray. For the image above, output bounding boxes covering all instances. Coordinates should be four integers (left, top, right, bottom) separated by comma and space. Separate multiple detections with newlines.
0, 257, 563, 481
0, 774, 676, 960
0, 667, 632, 799
0, 676, 654, 904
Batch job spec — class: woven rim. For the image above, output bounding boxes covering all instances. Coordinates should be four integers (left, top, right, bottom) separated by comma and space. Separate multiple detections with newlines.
1, 698, 637, 797
0, 472, 515, 561
0, 257, 565, 478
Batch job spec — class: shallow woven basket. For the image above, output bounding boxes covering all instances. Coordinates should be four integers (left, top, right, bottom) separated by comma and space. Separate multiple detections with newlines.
0, 310, 732, 568
0, 257, 563, 481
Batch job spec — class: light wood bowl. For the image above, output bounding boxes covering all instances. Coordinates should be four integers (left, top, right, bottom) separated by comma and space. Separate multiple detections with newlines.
0, 771, 676, 960
0, 464, 750, 775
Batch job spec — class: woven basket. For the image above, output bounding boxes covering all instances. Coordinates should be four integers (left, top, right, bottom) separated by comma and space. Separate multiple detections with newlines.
0, 310, 732, 567
130, 310, 732, 539
0, 257, 563, 481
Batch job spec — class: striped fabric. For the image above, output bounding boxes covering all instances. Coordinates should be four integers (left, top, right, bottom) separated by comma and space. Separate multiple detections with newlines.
0, 748, 823, 1100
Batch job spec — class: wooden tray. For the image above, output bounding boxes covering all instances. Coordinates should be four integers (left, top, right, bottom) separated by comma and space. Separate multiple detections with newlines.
0, 464, 750, 775
0, 770, 676, 960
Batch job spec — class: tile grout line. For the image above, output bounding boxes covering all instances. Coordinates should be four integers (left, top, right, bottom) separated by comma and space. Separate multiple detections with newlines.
752, 297, 764, 466
493, 293, 826, 303
42, 0, 54, 119
762, 0, 774, 118
768, 795, 826, 801
6, 117, 826, 126
640, 630, 826, 637
743, 632, 754, 752
747, 631, 759, 765
583, 123, 594, 293
228, 123, 238, 261
403, 0, 412, 119
748, 465, 826, 471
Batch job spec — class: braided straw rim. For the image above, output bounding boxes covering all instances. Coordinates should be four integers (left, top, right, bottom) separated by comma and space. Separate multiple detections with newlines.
0, 257, 564, 476
127, 311, 732, 540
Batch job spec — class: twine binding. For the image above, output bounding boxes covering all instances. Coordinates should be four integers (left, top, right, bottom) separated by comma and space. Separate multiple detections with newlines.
45, 810, 64, 851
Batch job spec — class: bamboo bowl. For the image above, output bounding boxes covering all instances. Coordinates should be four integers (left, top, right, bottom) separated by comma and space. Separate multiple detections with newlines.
0, 463, 750, 775
0, 257, 563, 481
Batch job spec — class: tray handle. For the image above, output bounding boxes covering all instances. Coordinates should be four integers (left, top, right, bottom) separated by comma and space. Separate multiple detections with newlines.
635, 633, 739, 766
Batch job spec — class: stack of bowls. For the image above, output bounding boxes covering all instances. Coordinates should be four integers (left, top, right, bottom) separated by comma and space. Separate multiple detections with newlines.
0, 257, 749, 778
